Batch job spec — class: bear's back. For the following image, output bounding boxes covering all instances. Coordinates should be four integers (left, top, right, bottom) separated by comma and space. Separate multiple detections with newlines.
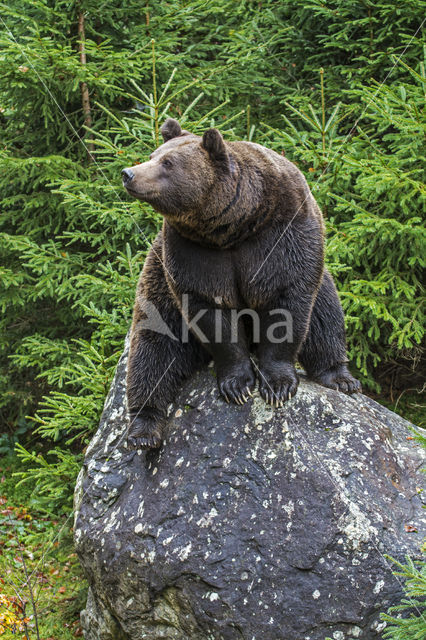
230, 140, 312, 196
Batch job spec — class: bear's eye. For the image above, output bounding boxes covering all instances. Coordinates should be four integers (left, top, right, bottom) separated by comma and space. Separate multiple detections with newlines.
162, 158, 173, 169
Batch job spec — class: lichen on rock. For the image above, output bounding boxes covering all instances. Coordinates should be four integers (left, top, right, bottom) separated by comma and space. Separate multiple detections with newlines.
75, 340, 425, 640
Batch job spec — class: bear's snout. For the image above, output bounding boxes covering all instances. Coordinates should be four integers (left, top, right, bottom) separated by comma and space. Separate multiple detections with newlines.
122, 168, 135, 186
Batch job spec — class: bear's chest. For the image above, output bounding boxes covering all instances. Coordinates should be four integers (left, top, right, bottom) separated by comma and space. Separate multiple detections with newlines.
162, 222, 286, 309
163, 225, 240, 306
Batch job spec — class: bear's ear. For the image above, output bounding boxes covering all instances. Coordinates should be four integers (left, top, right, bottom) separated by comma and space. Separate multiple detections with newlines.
160, 118, 182, 142
202, 128, 229, 170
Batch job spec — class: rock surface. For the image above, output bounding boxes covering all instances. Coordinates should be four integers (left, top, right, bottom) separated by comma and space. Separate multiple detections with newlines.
74, 337, 425, 640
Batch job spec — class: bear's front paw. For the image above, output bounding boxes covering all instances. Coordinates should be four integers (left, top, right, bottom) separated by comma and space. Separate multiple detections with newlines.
257, 362, 298, 407
314, 364, 361, 394
217, 360, 256, 405
127, 408, 165, 450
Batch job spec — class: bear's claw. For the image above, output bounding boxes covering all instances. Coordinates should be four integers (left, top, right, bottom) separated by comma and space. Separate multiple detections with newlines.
127, 432, 162, 450
127, 414, 163, 450
259, 378, 298, 407
256, 362, 299, 407
314, 364, 361, 394
218, 364, 256, 406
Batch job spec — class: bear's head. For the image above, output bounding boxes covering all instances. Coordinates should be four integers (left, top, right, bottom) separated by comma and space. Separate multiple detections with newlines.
121, 118, 234, 220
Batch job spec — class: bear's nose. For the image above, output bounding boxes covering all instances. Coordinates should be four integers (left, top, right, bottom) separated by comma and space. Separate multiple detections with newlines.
122, 168, 135, 185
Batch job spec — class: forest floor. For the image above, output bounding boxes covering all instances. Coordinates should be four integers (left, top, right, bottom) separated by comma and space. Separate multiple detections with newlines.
0, 455, 85, 639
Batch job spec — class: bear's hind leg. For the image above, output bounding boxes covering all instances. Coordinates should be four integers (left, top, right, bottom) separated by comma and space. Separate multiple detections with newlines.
127, 302, 208, 449
298, 270, 361, 394
127, 240, 209, 449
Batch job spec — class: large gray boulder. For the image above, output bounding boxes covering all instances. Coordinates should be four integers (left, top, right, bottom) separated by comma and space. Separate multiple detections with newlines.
74, 337, 425, 640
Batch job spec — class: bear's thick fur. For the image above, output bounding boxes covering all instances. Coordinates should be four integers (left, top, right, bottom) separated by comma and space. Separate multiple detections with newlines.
121, 119, 360, 449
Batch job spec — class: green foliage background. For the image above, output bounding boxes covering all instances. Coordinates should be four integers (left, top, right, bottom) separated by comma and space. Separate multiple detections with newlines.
0, 0, 424, 635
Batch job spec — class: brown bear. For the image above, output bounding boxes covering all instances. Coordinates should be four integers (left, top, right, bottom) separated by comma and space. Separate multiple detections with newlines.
121, 118, 361, 449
